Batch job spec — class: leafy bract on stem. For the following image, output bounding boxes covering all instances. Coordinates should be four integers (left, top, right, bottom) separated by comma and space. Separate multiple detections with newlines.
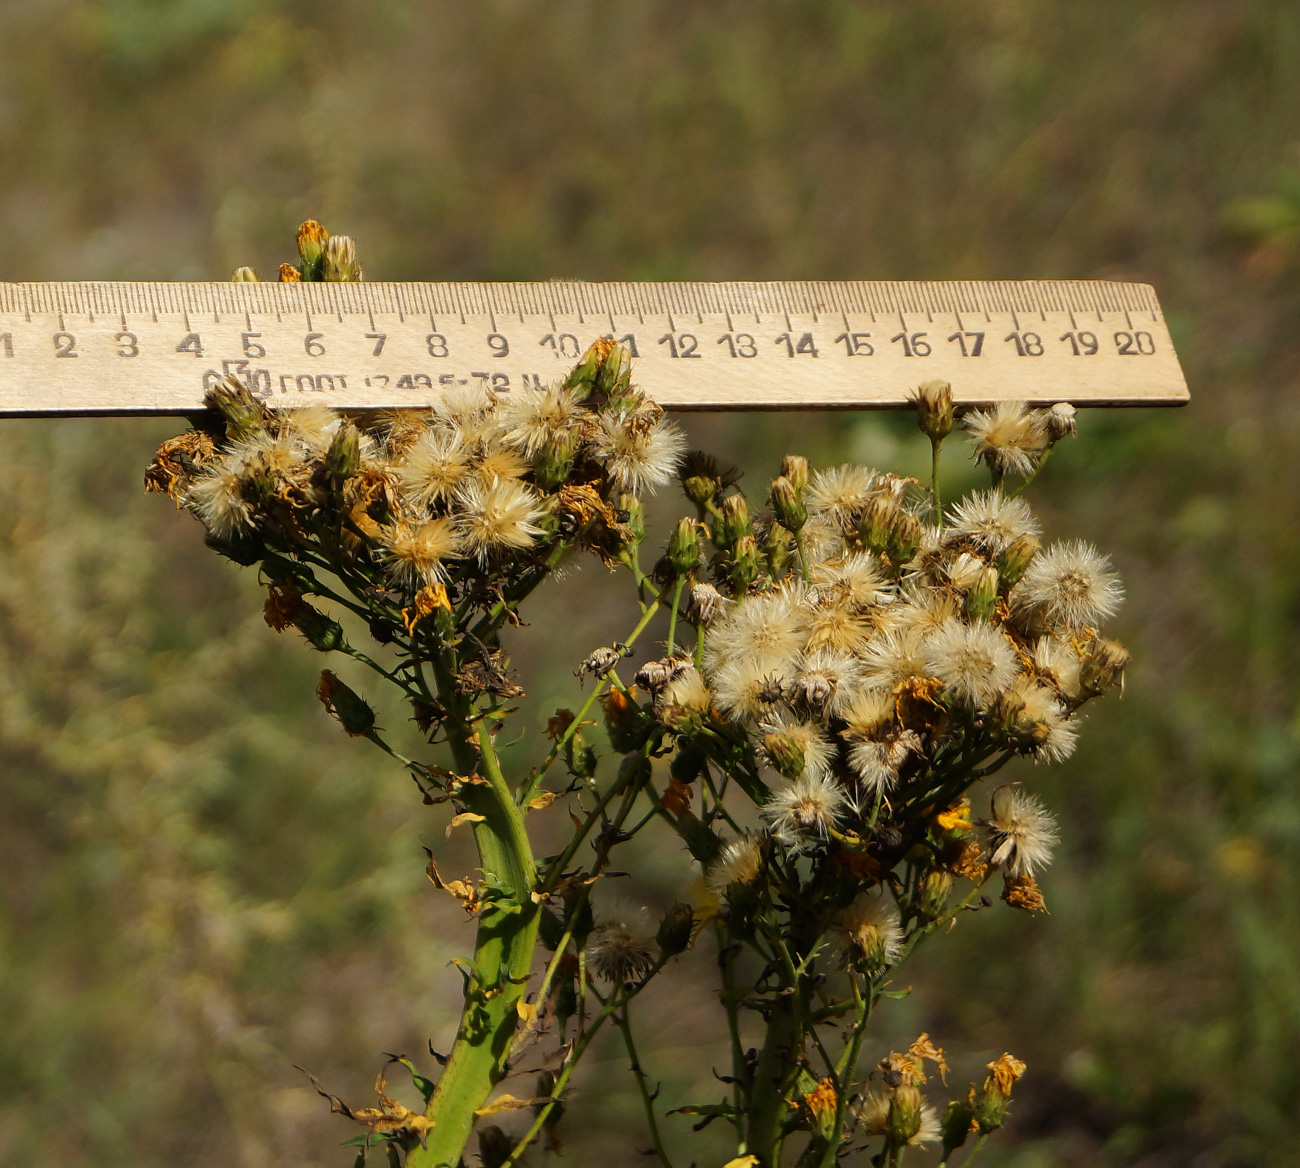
148, 222, 1129, 1168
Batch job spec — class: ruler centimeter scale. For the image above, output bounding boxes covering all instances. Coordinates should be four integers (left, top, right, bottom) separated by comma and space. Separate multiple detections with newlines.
0, 280, 1188, 415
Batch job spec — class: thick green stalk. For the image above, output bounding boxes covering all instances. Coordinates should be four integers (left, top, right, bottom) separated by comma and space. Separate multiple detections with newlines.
408, 724, 539, 1168
746, 984, 800, 1166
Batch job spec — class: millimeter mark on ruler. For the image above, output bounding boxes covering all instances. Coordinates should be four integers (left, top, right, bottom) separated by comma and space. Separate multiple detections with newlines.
0, 280, 1189, 416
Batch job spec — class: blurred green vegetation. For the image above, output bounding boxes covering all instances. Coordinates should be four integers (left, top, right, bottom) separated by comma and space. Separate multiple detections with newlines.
2, 1, 1300, 1164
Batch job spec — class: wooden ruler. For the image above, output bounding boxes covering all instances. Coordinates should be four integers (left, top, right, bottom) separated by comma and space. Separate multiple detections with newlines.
0, 280, 1188, 415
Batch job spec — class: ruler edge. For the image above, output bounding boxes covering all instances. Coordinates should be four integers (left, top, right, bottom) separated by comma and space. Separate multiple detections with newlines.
0, 278, 1191, 412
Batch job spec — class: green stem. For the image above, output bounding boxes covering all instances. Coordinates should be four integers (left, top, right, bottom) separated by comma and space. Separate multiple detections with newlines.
666, 576, 685, 654
519, 598, 662, 806
500, 958, 669, 1168
793, 529, 813, 583
617, 1001, 676, 1168
1009, 446, 1052, 498
716, 930, 749, 1151
817, 977, 869, 1168
931, 439, 943, 529
746, 926, 806, 1168
407, 720, 539, 1168
961, 1134, 989, 1165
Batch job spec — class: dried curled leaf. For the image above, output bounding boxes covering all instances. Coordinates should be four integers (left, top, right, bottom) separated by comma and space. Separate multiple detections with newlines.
297, 1061, 434, 1148
426, 854, 482, 915
527, 790, 560, 811
474, 1092, 554, 1117
445, 811, 487, 839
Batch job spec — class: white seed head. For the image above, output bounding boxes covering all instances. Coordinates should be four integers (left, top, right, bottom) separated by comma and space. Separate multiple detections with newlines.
706, 835, 764, 894
592, 408, 687, 495
945, 490, 1041, 556
379, 518, 461, 588
806, 464, 876, 528
831, 892, 903, 969
655, 666, 713, 723
432, 383, 502, 446
1015, 540, 1123, 629
455, 475, 544, 559
762, 774, 847, 848
703, 585, 807, 675
400, 428, 472, 507
839, 688, 896, 738
188, 464, 253, 538
280, 404, 342, 453
962, 400, 1047, 478
924, 619, 1020, 707
498, 383, 587, 457
792, 646, 863, 719
847, 739, 899, 796
893, 587, 961, 635
1033, 635, 1084, 701
587, 922, 656, 985
986, 784, 1058, 875
809, 551, 889, 609
860, 627, 930, 691
711, 655, 793, 722
758, 712, 837, 780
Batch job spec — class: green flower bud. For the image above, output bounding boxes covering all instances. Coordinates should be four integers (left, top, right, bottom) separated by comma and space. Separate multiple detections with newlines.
761, 730, 805, 780
760, 520, 795, 579
1079, 637, 1130, 696
325, 422, 361, 482
316, 670, 375, 736
618, 494, 646, 546
722, 879, 760, 937
231, 266, 258, 282
858, 495, 895, 556
728, 534, 761, 594
965, 565, 1000, 622
656, 902, 695, 956
537, 905, 567, 951
565, 337, 609, 399
916, 870, 954, 921
714, 493, 751, 550
533, 430, 580, 491
940, 1100, 975, 1159
779, 454, 809, 496
595, 340, 634, 405
322, 234, 362, 282
972, 1086, 1009, 1133
296, 218, 329, 280
887, 510, 922, 565
205, 374, 270, 440
672, 806, 724, 865
294, 602, 347, 652
997, 533, 1040, 587
770, 475, 807, 533
681, 473, 718, 511
564, 730, 598, 780
204, 529, 264, 566
887, 1085, 924, 1146
668, 517, 703, 575
913, 379, 955, 442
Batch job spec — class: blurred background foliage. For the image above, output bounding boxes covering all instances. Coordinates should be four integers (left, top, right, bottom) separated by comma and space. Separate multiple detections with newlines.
1, 1, 1298, 1164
